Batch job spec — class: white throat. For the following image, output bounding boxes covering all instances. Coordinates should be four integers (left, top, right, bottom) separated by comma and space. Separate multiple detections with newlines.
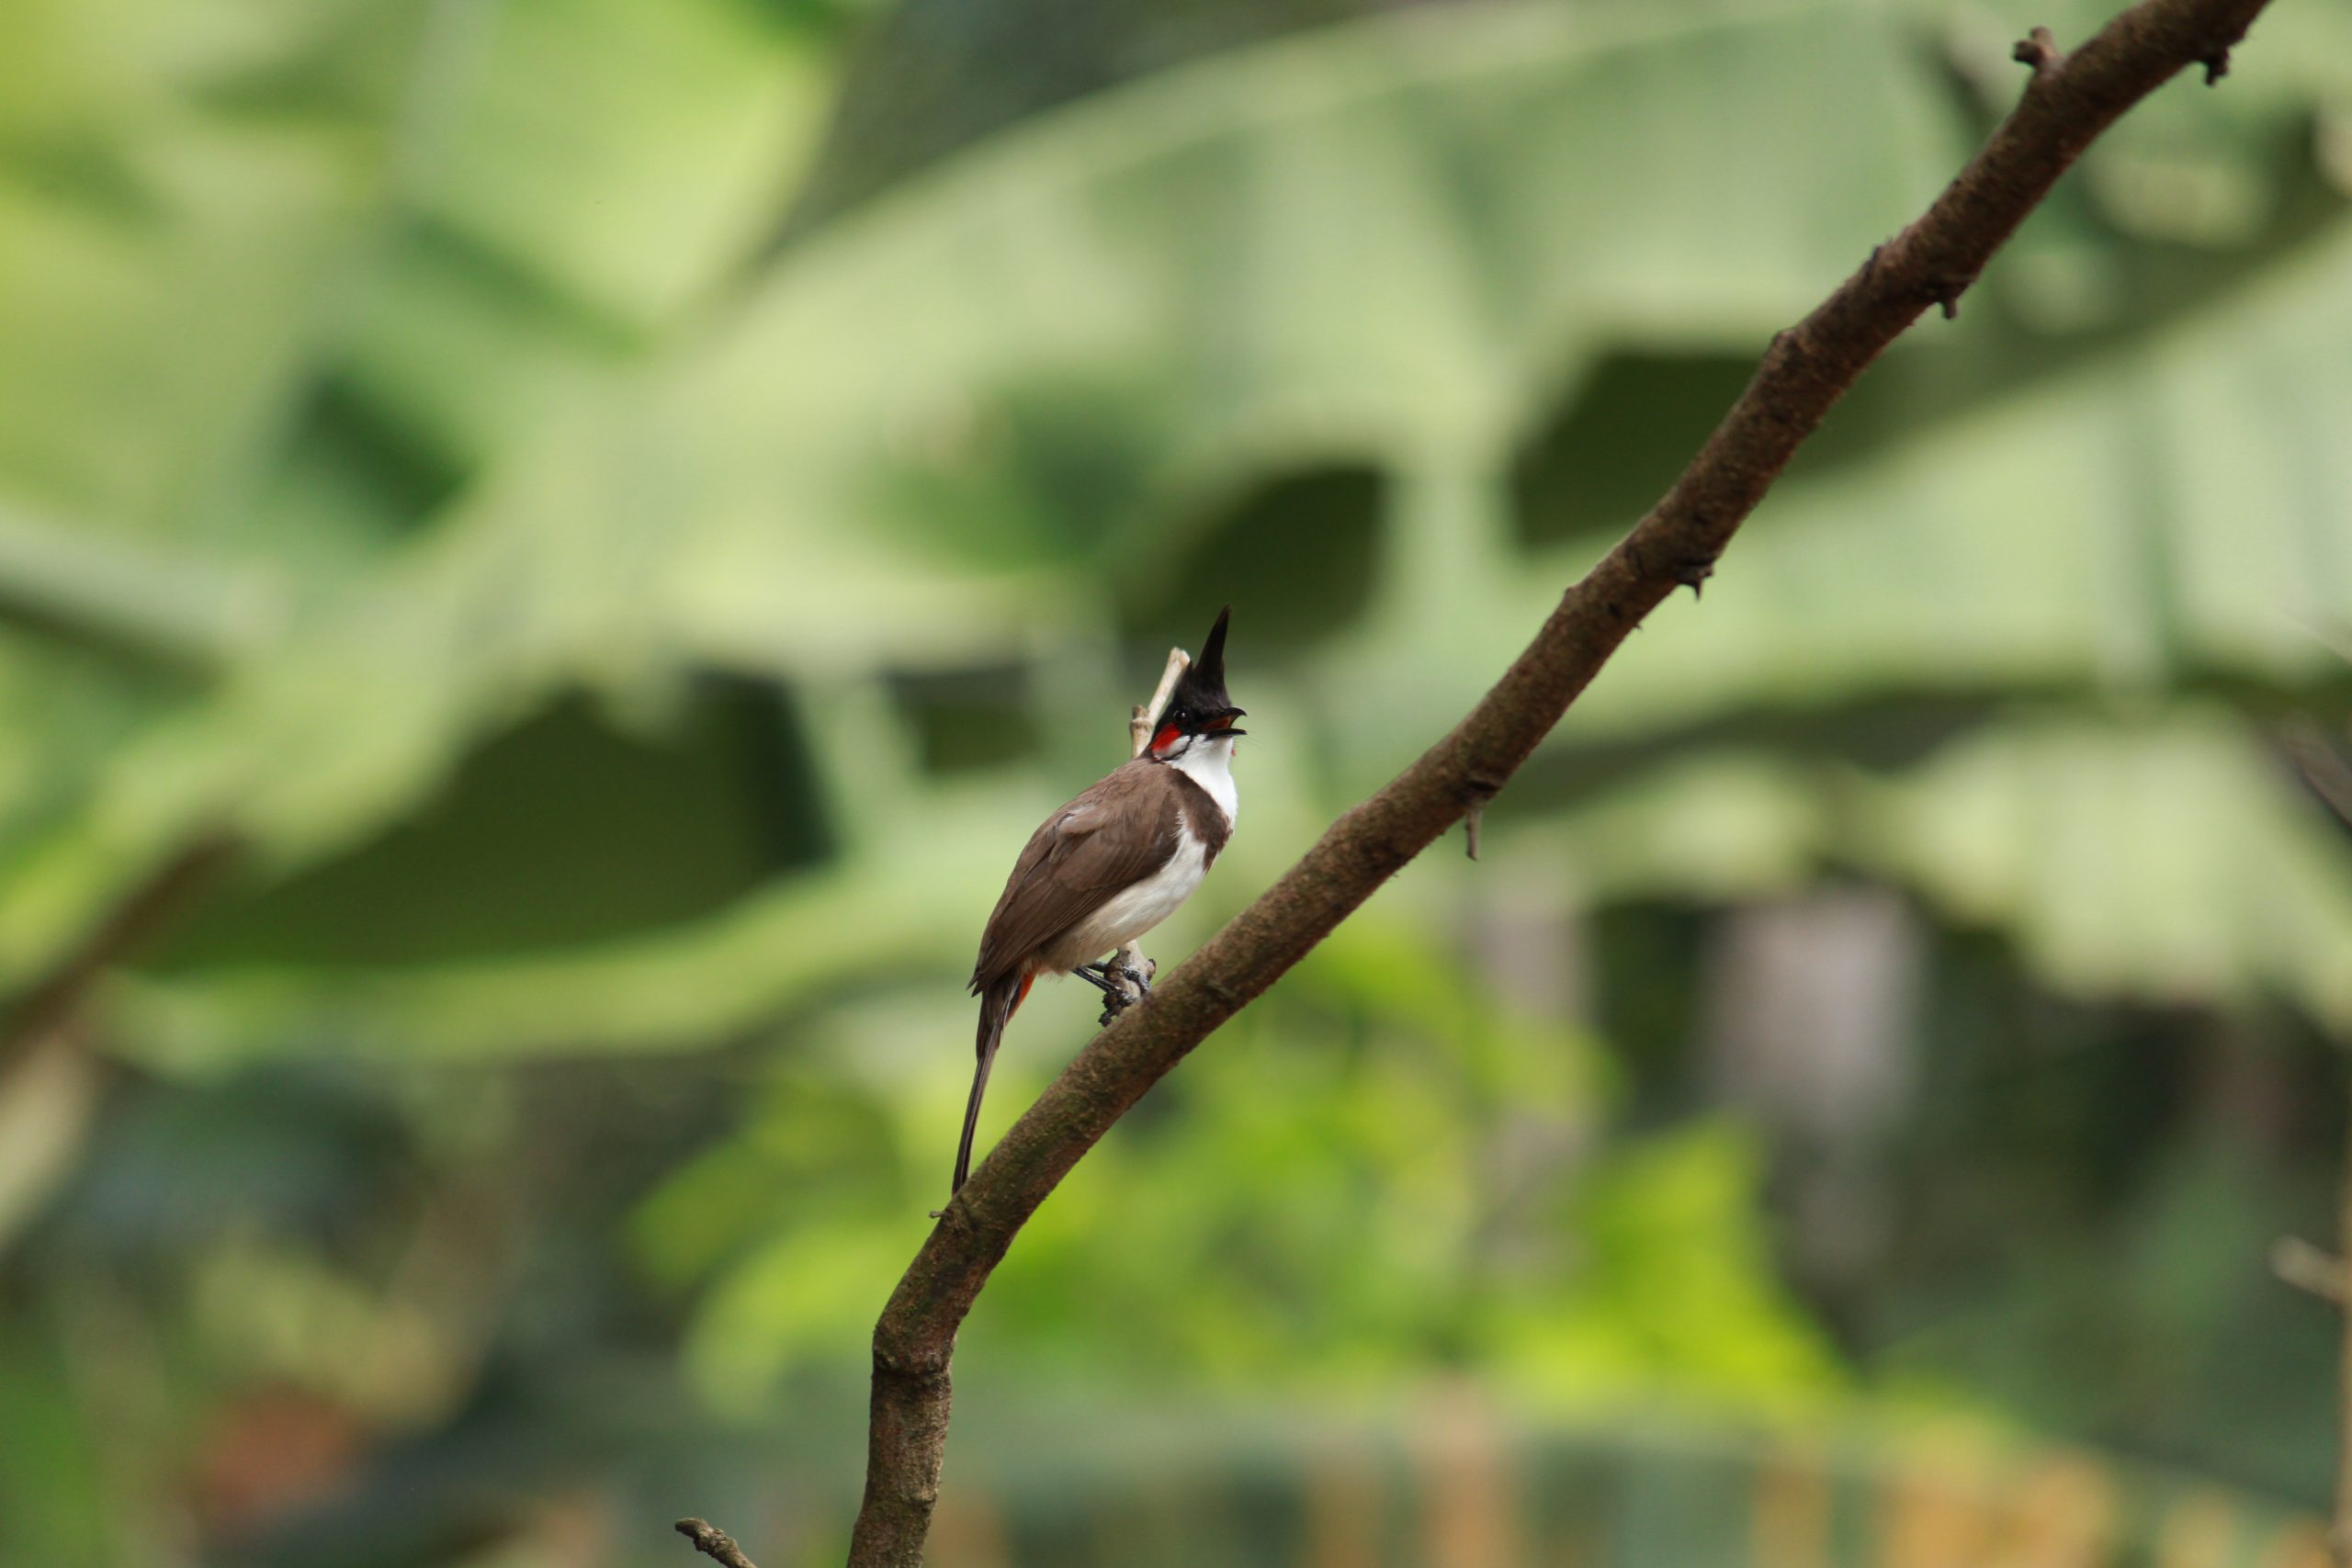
1167, 734, 1238, 829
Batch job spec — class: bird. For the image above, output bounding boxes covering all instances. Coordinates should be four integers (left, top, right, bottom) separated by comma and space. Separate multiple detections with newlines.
948, 606, 1244, 1201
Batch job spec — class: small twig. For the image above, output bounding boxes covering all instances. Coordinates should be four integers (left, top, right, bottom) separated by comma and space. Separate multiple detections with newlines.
0, 828, 241, 1076
2280, 722, 2352, 835
676, 1518, 761, 1568
1129, 647, 1191, 759
2272, 1235, 2350, 1305
1462, 773, 1504, 862
2013, 26, 2062, 68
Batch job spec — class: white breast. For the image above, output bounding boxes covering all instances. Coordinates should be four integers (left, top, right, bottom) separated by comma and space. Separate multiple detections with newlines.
1169, 734, 1238, 829
1062, 810, 1210, 961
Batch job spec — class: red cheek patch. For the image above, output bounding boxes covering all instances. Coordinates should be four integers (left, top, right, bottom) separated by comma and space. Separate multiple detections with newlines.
1150, 722, 1182, 756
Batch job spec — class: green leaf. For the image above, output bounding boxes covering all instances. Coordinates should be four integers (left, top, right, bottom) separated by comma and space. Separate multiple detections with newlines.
41, 0, 1961, 928
0, 0, 436, 543
1857, 707, 2352, 1024
1516, 706, 2352, 1029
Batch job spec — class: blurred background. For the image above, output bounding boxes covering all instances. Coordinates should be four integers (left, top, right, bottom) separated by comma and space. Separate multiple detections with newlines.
6, 0, 2352, 1563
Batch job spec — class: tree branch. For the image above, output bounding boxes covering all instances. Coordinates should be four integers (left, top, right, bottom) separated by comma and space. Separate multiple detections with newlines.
676, 1518, 761, 1568
1128, 646, 1191, 760
835, 1, 2277, 1560
0, 829, 241, 1077
2274, 1235, 2351, 1306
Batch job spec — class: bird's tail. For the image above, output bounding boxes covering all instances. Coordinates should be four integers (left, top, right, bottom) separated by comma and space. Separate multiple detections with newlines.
953, 971, 1033, 1196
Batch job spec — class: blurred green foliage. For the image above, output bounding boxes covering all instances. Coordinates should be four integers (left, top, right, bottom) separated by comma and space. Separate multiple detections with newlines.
5, 0, 2352, 1562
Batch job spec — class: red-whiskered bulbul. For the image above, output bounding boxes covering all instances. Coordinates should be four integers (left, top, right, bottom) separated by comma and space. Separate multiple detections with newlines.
949, 607, 1244, 1199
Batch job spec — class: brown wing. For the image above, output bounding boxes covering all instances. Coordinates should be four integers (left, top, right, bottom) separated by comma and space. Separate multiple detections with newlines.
969, 761, 1181, 992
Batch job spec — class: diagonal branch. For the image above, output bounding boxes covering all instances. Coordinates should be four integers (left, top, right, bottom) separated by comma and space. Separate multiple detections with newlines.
1129, 647, 1192, 760
830, 0, 2277, 1561
0, 829, 242, 1077
676, 1518, 762, 1568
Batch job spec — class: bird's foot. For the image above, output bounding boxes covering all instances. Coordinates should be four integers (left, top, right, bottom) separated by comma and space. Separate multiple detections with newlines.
1076, 960, 1134, 1026
1093, 951, 1155, 1027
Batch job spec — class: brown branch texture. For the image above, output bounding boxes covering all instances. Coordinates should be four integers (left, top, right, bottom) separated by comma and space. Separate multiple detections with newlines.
823, 0, 2279, 1562
676, 1518, 761, 1568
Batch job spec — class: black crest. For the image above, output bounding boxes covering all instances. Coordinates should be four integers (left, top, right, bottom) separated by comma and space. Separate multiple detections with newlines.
1154, 606, 1244, 741
1170, 606, 1230, 710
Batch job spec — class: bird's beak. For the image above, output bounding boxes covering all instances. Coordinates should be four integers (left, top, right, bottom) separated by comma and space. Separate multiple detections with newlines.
1214, 706, 1247, 737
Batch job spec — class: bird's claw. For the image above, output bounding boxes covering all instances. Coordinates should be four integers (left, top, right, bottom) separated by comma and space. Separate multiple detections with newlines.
1095, 954, 1154, 1027
1096, 984, 1143, 1028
